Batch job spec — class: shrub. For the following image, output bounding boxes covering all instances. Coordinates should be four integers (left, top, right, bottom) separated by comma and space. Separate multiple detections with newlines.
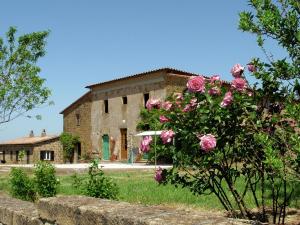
71, 172, 83, 190
84, 159, 118, 199
34, 161, 59, 197
18, 150, 26, 163
9, 168, 37, 202
59, 132, 80, 162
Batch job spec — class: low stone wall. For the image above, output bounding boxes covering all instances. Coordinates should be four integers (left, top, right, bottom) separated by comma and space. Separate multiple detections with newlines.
0, 196, 42, 225
0, 196, 260, 225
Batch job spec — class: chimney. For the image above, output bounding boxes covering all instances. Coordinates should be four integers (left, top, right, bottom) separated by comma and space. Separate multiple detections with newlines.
41, 129, 46, 137
29, 130, 34, 138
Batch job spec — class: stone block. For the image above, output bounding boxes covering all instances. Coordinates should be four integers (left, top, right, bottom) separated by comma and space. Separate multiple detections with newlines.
37, 196, 258, 225
0, 196, 42, 225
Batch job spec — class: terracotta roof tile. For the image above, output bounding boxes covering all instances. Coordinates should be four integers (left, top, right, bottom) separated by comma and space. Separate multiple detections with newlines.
61, 67, 231, 115
85, 67, 199, 89
0, 135, 59, 145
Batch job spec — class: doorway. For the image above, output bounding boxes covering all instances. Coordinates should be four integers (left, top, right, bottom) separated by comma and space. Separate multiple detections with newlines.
26, 151, 30, 164
102, 135, 110, 160
77, 142, 81, 160
120, 129, 128, 160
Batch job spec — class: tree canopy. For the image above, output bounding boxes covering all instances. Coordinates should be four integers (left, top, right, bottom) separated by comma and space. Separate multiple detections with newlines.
0, 27, 51, 124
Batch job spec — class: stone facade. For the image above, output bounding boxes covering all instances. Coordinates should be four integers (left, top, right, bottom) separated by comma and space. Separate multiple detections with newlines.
62, 92, 92, 160
32, 138, 64, 163
0, 135, 64, 164
61, 68, 195, 161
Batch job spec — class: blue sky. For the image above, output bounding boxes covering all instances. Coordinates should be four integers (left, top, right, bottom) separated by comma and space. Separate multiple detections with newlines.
0, 1, 279, 141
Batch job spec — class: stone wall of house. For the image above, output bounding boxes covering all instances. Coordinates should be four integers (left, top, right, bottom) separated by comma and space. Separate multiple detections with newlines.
61, 71, 192, 161
0, 196, 258, 225
63, 93, 92, 159
0, 138, 63, 164
0, 145, 33, 164
90, 71, 167, 160
33, 138, 63, 163
165, 73, 190, 95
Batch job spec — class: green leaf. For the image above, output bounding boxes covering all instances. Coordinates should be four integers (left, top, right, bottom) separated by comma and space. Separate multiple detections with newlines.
296, 30, 300, 42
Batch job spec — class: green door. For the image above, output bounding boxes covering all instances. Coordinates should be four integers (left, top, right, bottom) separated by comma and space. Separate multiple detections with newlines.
102, 135, 110, 160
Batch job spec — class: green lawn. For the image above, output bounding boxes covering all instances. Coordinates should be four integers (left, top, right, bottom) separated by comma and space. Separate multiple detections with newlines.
0, 169, 299, 210
57, 170, 224, 210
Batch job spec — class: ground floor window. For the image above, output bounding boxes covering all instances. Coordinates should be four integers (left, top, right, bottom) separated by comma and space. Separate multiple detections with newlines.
40, 151, 54, 161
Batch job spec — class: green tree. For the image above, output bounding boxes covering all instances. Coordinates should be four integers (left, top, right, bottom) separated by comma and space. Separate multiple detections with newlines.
0, 27, 51, 124
18, 150, 26, 163
239, 0, 299, 90
238, 1, 300, 223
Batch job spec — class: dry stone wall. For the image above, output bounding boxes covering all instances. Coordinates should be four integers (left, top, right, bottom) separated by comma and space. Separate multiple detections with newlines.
0, 196, 261, 225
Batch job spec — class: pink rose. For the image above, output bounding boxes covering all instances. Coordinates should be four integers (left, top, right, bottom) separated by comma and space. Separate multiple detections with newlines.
231, 78, 247, 92
247, 91, 253, 97
162, 101, 172, 111
174, 93, 183, 101
220, 91, 233, 108
160, 130, 175, 144
140, 136, 152, 153
230, 64, 244, 78
190, 98, 198, 107
175, 101, 182, 108
247, 64, 256, 72
187, 76, 206, 93
183, 98, 198, 112
183, 104, 192, 112
210, 75, 220, 83
198, 134, 217, 152
146, 98, 161, 110
208, 87, 221, 96
154, 167, 164, 183
159, 115, 170, 123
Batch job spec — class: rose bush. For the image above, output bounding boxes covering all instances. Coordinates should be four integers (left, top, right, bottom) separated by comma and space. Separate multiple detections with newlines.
146, 67, 259, 219
138, 62, 300, 223
137, 1, 300, 223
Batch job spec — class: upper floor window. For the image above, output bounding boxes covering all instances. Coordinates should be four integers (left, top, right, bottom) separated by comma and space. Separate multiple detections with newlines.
75, 113, 80, 126
104, 100, 109, 113
122, 96, 127, 105
144, 93, 149, 108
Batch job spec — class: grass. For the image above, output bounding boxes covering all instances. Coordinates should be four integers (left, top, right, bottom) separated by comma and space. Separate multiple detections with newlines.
57, 170, 224, 210
0, 168, 299, 211
0, 169, 223, 209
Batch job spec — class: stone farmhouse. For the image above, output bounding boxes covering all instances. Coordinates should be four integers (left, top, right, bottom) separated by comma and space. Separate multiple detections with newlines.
60, 68, 200, 161
0, 130, 64, 164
